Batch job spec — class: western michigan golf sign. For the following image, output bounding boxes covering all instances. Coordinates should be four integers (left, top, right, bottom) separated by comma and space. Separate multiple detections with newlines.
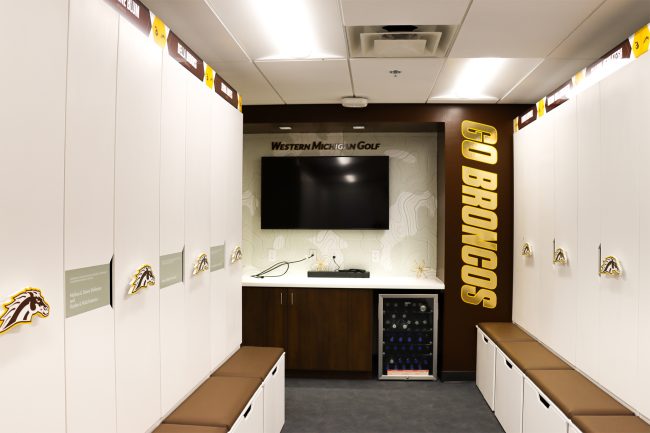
460, 120, 499, 309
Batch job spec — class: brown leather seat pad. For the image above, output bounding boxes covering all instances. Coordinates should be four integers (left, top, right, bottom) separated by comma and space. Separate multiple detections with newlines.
478, 322, 533, 342
498, 340, 571, 372
572, 416, 650, 433
526, 370, 633, 417
164, 376, 262, 429
212, 346, 284, 380
154, 425, 227, 433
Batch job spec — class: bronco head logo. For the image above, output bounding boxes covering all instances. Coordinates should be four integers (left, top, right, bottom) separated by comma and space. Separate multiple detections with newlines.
553, 248, 568, 265
521, 242, 532, 257
193, 253, 209, 275
129, 264, 156, 295
600, 256, 622, 277
0, 288, 50, 334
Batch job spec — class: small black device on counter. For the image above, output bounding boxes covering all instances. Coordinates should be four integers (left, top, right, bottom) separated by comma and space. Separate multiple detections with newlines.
307, 270, 370, 278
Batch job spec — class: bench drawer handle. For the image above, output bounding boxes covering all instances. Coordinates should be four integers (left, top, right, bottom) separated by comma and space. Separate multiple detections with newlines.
505, 359, 513, 369
483, 336, 489, 343
272, 366, 278, 376
243, 404, 252, 418
539, 394, 550, 409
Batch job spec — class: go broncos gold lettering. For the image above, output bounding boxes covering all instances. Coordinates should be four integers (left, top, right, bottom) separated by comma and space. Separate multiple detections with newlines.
460, 120, 499, 309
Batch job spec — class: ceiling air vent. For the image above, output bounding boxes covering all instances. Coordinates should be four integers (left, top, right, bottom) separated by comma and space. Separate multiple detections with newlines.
347, 25, 457, 58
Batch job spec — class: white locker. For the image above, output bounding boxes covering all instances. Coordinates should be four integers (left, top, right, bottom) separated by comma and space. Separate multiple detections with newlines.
575, 83, 603, 380
113, 16, 163, 433
183, 76, 213, 385
522, 378, 569, 433
548, 99, 578, 364
159, 53, 189, 415
494, 350, 525, 433
63, 0, 118, 431
475, 328, 496, 410
634, 52, 650, 419
0, 1, 68, 432
597, 55, 641, 404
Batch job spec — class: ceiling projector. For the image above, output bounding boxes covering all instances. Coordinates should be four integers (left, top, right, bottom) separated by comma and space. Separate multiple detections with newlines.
341, 97, 368, 108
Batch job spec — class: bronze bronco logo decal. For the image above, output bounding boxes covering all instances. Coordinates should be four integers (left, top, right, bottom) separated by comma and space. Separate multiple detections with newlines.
129, 264, 156, 295
0, 288, 50, 334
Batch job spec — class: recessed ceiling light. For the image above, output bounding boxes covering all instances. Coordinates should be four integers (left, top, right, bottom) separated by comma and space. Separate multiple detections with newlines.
352, 125, 365, 130
279, 126, 292, 130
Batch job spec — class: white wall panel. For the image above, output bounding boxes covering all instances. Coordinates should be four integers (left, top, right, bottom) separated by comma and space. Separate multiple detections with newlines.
0, 1, 68, 432
113, 16, 162, 433
159, 53, 189, 415
64, 0, 118, 431
183, 77, 213, 384
575, 83, 602, 380
548, 99, 578, 364
597, 57, 641, 403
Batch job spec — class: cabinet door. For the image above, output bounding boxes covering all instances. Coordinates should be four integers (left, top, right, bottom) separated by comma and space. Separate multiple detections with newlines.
549, 99, 578, 364
597, 57, 641, 403
347, 290, 373, 372
242, 286, 286, 348
575, 83, 602, 380
287, 288, 350, 371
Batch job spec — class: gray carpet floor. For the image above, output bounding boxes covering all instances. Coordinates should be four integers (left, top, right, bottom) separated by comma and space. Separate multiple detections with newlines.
283, 378, 504, 433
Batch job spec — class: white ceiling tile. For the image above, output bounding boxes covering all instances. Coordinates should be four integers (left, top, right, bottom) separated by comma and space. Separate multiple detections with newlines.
450, 0, 602, 57
207, 0, 347, 60
500, 58, 594, 103
341, 0, 471, 26
142, 0, 249, 63
350, 58, 444, 103
256, 60, 353, 104
550, 0, 650, 59
215, 62, 284, 105
429, 58, 542, 102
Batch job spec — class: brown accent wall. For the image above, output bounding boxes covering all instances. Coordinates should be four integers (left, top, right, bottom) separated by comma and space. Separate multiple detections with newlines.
243, 103, 525, 377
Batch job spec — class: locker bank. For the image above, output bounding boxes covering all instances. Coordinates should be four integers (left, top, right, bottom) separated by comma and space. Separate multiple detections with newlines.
2, 1, 650, 432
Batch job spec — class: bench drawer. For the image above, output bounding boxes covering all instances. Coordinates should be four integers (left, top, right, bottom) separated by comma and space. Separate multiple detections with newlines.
231, 388, 264, 433
263, 354, 285, 433
495, 349, 525, 433
523, 378, 568, 433
476, 328, 496, 410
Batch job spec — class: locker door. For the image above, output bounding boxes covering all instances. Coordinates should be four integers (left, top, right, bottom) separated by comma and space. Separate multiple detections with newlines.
634, 52, 650, 419
0, 1, 68, 431
210, 96, 231, 369
159, 53, 189, 415
536, 114, 555, 346
183, 77, 213, 385
598, 57, 641, 403
64, 0, 118, 432
113, 16, 162, 433
575, 83, 602, 380
549, 99, 578, 364
512, 127, 527, 326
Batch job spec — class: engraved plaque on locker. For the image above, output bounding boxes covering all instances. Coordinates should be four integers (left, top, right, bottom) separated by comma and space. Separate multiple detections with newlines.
210, 244, 225, 272
160, 251, 183, 288
65, 263, 111, 318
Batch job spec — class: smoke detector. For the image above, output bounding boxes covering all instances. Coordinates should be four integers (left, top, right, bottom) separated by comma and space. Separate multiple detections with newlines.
342, 97, 368, 108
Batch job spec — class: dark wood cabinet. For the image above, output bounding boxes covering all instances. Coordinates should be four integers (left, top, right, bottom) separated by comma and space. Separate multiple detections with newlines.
242, 286, 373, 375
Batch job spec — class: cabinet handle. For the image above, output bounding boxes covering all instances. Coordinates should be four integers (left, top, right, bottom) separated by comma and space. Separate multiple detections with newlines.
291, 292, 294, 305
483, 336, 489, 344
539, 394, 550, 409
243, 404, 252, 418
280, 292, 283, 305
272, 366, 278, 376
505, 359, 513, 369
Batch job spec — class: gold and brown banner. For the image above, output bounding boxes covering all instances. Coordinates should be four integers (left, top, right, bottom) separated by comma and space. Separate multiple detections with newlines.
104, 0, 242, 111
515, 22, 649, 131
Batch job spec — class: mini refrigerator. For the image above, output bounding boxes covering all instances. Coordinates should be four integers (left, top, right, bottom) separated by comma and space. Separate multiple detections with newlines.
378, 294, 439, 380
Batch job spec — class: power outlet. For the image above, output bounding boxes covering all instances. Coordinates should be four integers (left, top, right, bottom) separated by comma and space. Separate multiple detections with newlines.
372, 250, 380, 263
268, 249, 277, 262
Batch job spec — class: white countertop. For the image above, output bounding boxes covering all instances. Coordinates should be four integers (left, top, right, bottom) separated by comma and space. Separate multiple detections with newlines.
241, 273, 444, 290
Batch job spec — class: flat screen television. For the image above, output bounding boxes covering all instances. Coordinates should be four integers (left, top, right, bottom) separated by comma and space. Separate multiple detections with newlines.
261, 156, 389, 229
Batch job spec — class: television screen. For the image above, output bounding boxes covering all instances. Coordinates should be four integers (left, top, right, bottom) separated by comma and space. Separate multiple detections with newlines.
261, 156, 389, 229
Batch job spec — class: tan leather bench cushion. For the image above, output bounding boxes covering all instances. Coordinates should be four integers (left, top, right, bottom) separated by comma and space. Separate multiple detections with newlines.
165, 377, 262, 430
154, 425, 227, 433
572, 416, 650, 433
498, 340, 571, 372
212, 346, 284, 380
478, 322, 533, 342
526, 370, 633, 417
